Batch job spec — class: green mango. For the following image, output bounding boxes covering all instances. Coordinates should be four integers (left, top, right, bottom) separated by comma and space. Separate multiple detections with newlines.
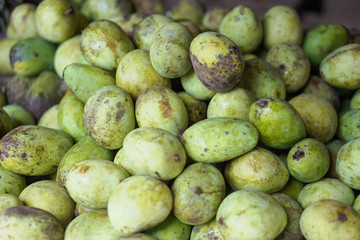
189, 31, 244, 93
337, 109, 360, 142
150, 22, 193, 78
0, 194, 23, 215
177, 91, 207, 126
181, 117, 258, 163
0, 125, 74, 176
63, 63, 115, 103
169, 0, 204, 25
58, 91, 87, 142
353, 195, 360, 215
238, 58, 286, 100
279, 176, 304, 200
0, 38, 18, 75
320, 43, 360, 89
74, 203, 96, 217
132, 0, 165, 14
5, 74, 35, 107
0, 206, 64, 240
326, 139, 346, 179
65, 209, 127, 240
118, 234, 158, 240
0, 165, 26, 196
172, 163, 226, 225
0, 108, 13, 138
9, 37, 57, 76
3, 105, 36, 128
190, 217, 224, 240
202, 7, 229, 32
38, 104, 60, 130
350, 89, 360, 109
87, 0, 132, 20
180, 68, 215, 101
287, 138, 330, 183
113, 148, 141, 176
56, 135, 115, 189
219, 5, 263, 53
249, 97, 306, 149
177, 19, 200, 37
109, 12, 148, 40
6, 3, 38, 40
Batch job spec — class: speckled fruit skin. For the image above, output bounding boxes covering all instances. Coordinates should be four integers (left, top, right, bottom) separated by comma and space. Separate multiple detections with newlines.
113, 147, 141, 176
180, 69, 215, 101
189, 31, 244, 93
180, 117, 258, 163
0, 125, 73, 176
353, 195, 360, 215
336, 137, 360, 190
320, 43, 360, 89
350, 89, 360, 109
177, 92, 207, 126
87, 0, 132, 20
337, 109, 360, 142
0, 206, 64, 240
297, 178, 354, 209
54, 35, 82, 77
190, 217, 224, 240
80, 20, 134, 71
219, 5, 263, 53
0, 194, 23, 215
224, 147, 289, 193
6, 3, 38, 40
0, 165, 26, 196
287, 138, 330, 183
108, 175, 173, 234
202, 7, 229, 32
172, 163, 226, 225
249, 97, 306, 149
83, 85, 135, 150
216, 189, 287, 240
300, 200, 360, 240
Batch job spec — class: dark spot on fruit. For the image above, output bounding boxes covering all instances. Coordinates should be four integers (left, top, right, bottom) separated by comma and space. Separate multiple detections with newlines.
204, 148, 209, 152
292, 150, 305, 161
242, 132, 247, 135
218, 217, 225, 225
225, 131, 229, 135
194, 186, 202, 195
173, 154, 180, 161
337, 212, 347, 222
21, 153, 27, 158
79, 166, 90, 173
159, 100, 173, 118
257, 100, 268, 108
34, 52, 39, 57
279, 64, 285, 70
116, 110, 125, 121
64, 8, 73, 14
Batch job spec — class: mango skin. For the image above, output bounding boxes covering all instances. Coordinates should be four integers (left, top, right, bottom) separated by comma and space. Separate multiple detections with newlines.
177, 91, 207, 126
0, 206, 64, 240
6, 3, 38, 40
9, 37, 57, 76
0, 108, 13, 138
249, 97, 306, 149
353, 195, 360, 215
0, 194, 23, 215
0, 125, 74, 176
38, 104, 60, 130
181, 117, 258, 163
0, 38, 18, 75
320, 43, 360, 89
0, 165, 26, 196
63, 63, 115, 103
350, 89, 360, 109
190, 31, 244, 93
180, 69, 215, 101
169, 0, 204, 25
279, 177, 304, 200
172, 163, 226, 225
190, 217, 224, 240
3, 105, 36, 129
114, 147, 142, 176
202, 7, 229, 32
337, 109, 360, 142
300, 200, 360, 240
5, 74, 35, 107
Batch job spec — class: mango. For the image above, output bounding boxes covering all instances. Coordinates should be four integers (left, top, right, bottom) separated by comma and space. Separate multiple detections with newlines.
6, 3, 37, 40
190, 217, 224, 240
169, 0, 204, 25
180, 68, 216, 100
0, 194, 23, 215
0, 165, 26, 196
177, 91, 207, 126
3, 105, 35, 129
337, 108, 360, 142
0, 108, 13, 138
38, 104, 60, 130
0, 38, 18, 75
202, 7, 229, 32
132, 0, 165, 14
87, 0, 132, 20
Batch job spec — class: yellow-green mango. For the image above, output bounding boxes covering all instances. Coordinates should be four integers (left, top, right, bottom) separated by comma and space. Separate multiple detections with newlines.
207, 87, 255, 121
326, 139, 345, 179
150, 22, 193, 78
145, 213, 192, 240
0, 108, 13, 138
116, 49, 171, 100
249, 97, 306, 149
83, 85, 135, 149
265, 42, 310, 93
0, 125, 74, 176
336, 137, 360, 190
320, 43, 360, 89
5, 74, 34, 107
190, 31, 244, 93
6, 3, 37, 40
9, 37, 57, 76
202, 7, 229, 31
279, 176, 305, 200
353, 195, 360, 215
181, 117, 258, 163
169, 0, 204, 25
133, 0, 165, 14
180, 68, 215, 100
224, 147, 289, 193
35, 0, 77, 43
289, 93, 338, 143
238, 58, 286, 100
0, 194, 23, 215
190, 217, 224, 240
0, 166, 26, 196
74, 203, 96, 217
350, 89, 360, 109
135, 86, 188, 136
300, 200, 360, 240
108, 175, 173, 234
177, 91, 207, 126
263, 5, 303, 49
216, 189, 287, 240
87, 0, 132, 20
0, 38, 18, 75
113, 147, 141, 176
63, 63, 115, 103
123, 127, 186, 181
38, 104, 60, 130
109, 12, 148, 40
58, 92, 87, 142
337, 109, 360, 142
297, 178, 354, 209
243, 53, 257, 60
56, 135, 115, 188
66, 159, 129, 209
177, 19, 200, 37
64, 209, 127, 240
219, 5, 263, 53
0, 206, 64, 240
19, 180, 75, 227
3, 105, 36, 128
172, 163, 225, 225
133, 14, 174, 50
80, 19, 134, 71
287, 138, 330, 183
118, 234, 158, 240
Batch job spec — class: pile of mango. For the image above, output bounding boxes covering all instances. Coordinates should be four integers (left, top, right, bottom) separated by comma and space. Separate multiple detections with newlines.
0, 0, 360, 239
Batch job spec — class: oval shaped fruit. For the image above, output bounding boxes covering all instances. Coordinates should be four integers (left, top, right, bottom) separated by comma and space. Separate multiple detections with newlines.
202, 7, 229, 32
0, 108, 13, 138
83, 85, 135, 150
350, 89, 360, 110
216, 189, 287, 240
0, 165, 26, 196
0, 194, 23, 215
181, 117, 258, 163
0, 38, 18, 75
0, 125, 73, 176
180, 69, 216, 100
87, 0, 132, 20
38, 104, 60, 130
190, 31, 244, 93
177, 91, 207, 126
169, 0, 204, 25
6, 3, 37, 40
190, 217, 224, 240
279, 176, 305, 200
3, 105, 36, 128
172, 163, 226, 225
113, 147, 141, 176
337, 109, 360, 142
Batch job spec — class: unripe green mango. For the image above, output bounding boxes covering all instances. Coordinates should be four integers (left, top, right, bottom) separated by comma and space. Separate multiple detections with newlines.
0, 38, 18, 75
6, 3, 38, 40
320, 43, 360, 89
279, 176, 304, 200
180, 117, 258, 163
87, 0, 132, 20
180, 68, 215, 100
249, 97, 306, 149
0, 108, 13, 138
326, 139, 346, 179
9, 37, 57, 76
177, 19, 200, 37
114, 148, 141, 176
190, 217, 224, 240
0, 165, 26, 196
0, 125, 74, 176
150, 22, 193, 78
169, 0, 204, 25
177, 91, 207, 126
354, 195, 360, 215
202, 7, 229, 32
38, 104, 60, 130
0, 194, 23, 215
350, 89, 360, 109
337, 109, 360, 142
110, 12, 148, 40
63, 63, 115, 103
58, 91, 87, 142
3, 104, 36, 128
